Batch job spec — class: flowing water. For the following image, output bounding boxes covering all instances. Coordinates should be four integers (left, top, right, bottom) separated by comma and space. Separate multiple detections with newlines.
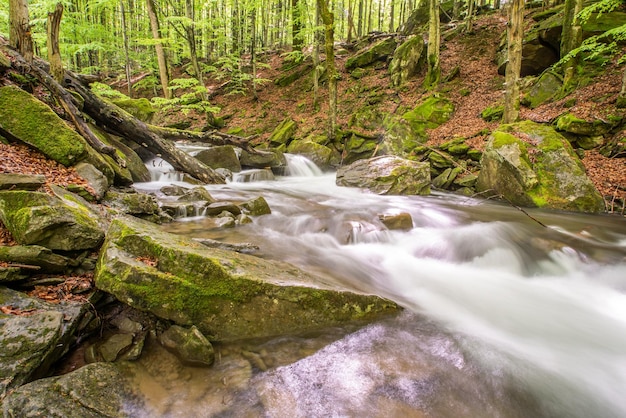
129, 154, 626, 418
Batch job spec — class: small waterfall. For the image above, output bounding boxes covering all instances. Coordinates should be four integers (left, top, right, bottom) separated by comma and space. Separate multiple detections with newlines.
285, 154, 323, 177
232, 169, 276, 183
146, 157, 184, 182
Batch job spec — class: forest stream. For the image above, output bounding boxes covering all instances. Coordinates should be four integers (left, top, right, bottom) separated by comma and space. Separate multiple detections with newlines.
123, 152, 626, 418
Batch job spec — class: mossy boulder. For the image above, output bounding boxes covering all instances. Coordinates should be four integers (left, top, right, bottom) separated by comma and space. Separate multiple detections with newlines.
159, 325, 215, 367
389, 36, 426, 87
555, 113, 615, 137
268, 118, 298, 147
0, 286, 88, 399
343, 133, 379, 164
402, 95, 454, 137
0, 173, 45, 191
1, 362, 142, 417
481, 104, 504, 122
111, 97, 156, 123
476, 121, 605, 213
521, 71, 563, 109
286, 140, 334, 169
239, 149, 287, 169
336, 155, 431, 195
94, 216, 399, 342
0, 190, 105, 251
381, 115, 420, 156
0, 245, 70, 273
102, 190, 161, 219
600, 132, 626, 158
0, 85, 87, 167
345, 37, 397, 71
195, 146, 242, 172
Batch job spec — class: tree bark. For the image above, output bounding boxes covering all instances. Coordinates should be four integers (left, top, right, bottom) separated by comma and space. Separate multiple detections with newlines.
46, 2, 64, 84
317, 0, 338, 139
9, 0, 34, 63
424, 0, 440, 89
503, 0, 523, 124
561, 0, 583, 88
146, 0, 171, 99
292, 0, 304, 50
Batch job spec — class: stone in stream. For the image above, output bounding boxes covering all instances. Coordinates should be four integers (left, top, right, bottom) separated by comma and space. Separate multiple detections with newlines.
159, 325, 215, 367
94, 216, 400, 342
336, 155, 431, 196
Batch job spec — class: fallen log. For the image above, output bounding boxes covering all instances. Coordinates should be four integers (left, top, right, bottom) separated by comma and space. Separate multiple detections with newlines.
148, 125, 260, 154
64, 71, 226, 184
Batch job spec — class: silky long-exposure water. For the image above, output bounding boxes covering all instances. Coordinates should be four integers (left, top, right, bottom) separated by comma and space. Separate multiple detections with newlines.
130, 155, 626, 417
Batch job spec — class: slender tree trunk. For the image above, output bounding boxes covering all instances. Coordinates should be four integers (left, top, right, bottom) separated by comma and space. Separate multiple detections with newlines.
503, 0, 523, 123
185, 0, 207, 100
47, 3, 64, 84
465, 0, 475, 33
9, 0, 34, 63
347, 0, 355, 42
424, 0, 440, 88
561, 0, 583, 88
120, 0, 133, 98
251, 8, 258, 100
389, 0, 395, 32
313, 5, 321, 109
146, 0, 171, 98
317, 0, 338, 139
292, 0, 303, 50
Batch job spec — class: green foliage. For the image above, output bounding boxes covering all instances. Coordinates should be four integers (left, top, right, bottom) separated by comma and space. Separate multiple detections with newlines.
152, 78, 220, 115
90, 82, 128, 100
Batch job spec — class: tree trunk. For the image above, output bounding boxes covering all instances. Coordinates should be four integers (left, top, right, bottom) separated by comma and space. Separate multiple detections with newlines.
146, 0, 171, 99
465, 0, 475, 33
46, 2, 64, 84
9, 0, 34, 63
313, 5, 321, 110
317, 0, 338, 140
184, 0, 207, 101
561, 0, 583, 88
292, 0, 303, 50
424, 0, 440, 88
503, 0, 523, 124
120, 0, 133, 98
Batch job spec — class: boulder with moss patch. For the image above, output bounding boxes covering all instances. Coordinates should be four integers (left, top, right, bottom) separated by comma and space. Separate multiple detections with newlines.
0, 190, 105, 251
268, 118, 298, 147
287, 140, 334, 169
476, 121, 604, 213
94, 216, 399, 342
336, 155, 431, 195
346, 37, 397, 71
0, 85, 86, 166
389, 36, 426, 87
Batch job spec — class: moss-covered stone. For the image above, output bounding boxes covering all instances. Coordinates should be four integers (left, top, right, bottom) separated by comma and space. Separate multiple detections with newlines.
555, 112, 614, 136
286, 140, 334, 169
0, 85, 86, 166
521, 71, 563, 109
239, 196, 272, 216
2, 362, 142, 417
268, 118, 298, 147
94, 216, 399, 341
0, 190, 105, 250
389, 36, 426, 87
402, 95, 454, 137
480, 104, 504, 122
476, 121, 605, 213
345, 37, 397, 71
195, 146, 242, 172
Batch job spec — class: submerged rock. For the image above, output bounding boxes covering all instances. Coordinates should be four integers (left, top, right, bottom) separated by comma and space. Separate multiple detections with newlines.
94, 216, 399, 341
159, 325, 215, 367
336, 155, 431, 196
476, 121, 605, 213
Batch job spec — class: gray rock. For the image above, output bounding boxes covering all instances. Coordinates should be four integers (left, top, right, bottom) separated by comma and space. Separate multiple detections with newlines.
0, 174, 45, 191
476, 121, 605, 213
177, 186, 215, 203
1, 362, 143, 417
94, 216, 399, 341
160, 325, 214, 367
336, 156, 431, 196
0, 191, 105, 251
389, 36, 426, 87
0, 245, 70, 273
239, 149, 287, 169
0, 287, 87, 398
73, 162, 110, 201
102, 190, 159, 216
204, 201, 242, 217
239, 196, 272, 216
195, 146, 242, 172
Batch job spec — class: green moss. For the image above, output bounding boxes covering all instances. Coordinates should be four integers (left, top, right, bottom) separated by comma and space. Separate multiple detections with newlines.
0, 86, 87, 166
111, 98, 156, 123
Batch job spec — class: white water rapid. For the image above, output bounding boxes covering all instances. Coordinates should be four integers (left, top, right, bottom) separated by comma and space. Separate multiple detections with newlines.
131, 155, 626, 418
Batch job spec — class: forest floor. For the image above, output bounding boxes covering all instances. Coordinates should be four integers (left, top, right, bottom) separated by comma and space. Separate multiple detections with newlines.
1, 12, 625, 252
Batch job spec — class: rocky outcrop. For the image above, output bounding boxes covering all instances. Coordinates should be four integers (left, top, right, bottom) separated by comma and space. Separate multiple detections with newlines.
195, 145, 242, 173
94, 216, 399, 342
268, 118, 298, 148
389, 36, 426, 87
0, 190, 105, 251
1, 362, 143, 417
336, 155, 431, 195
345, 37, 397, 71
476, 121, 605, 213
0, 287, 90, 400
